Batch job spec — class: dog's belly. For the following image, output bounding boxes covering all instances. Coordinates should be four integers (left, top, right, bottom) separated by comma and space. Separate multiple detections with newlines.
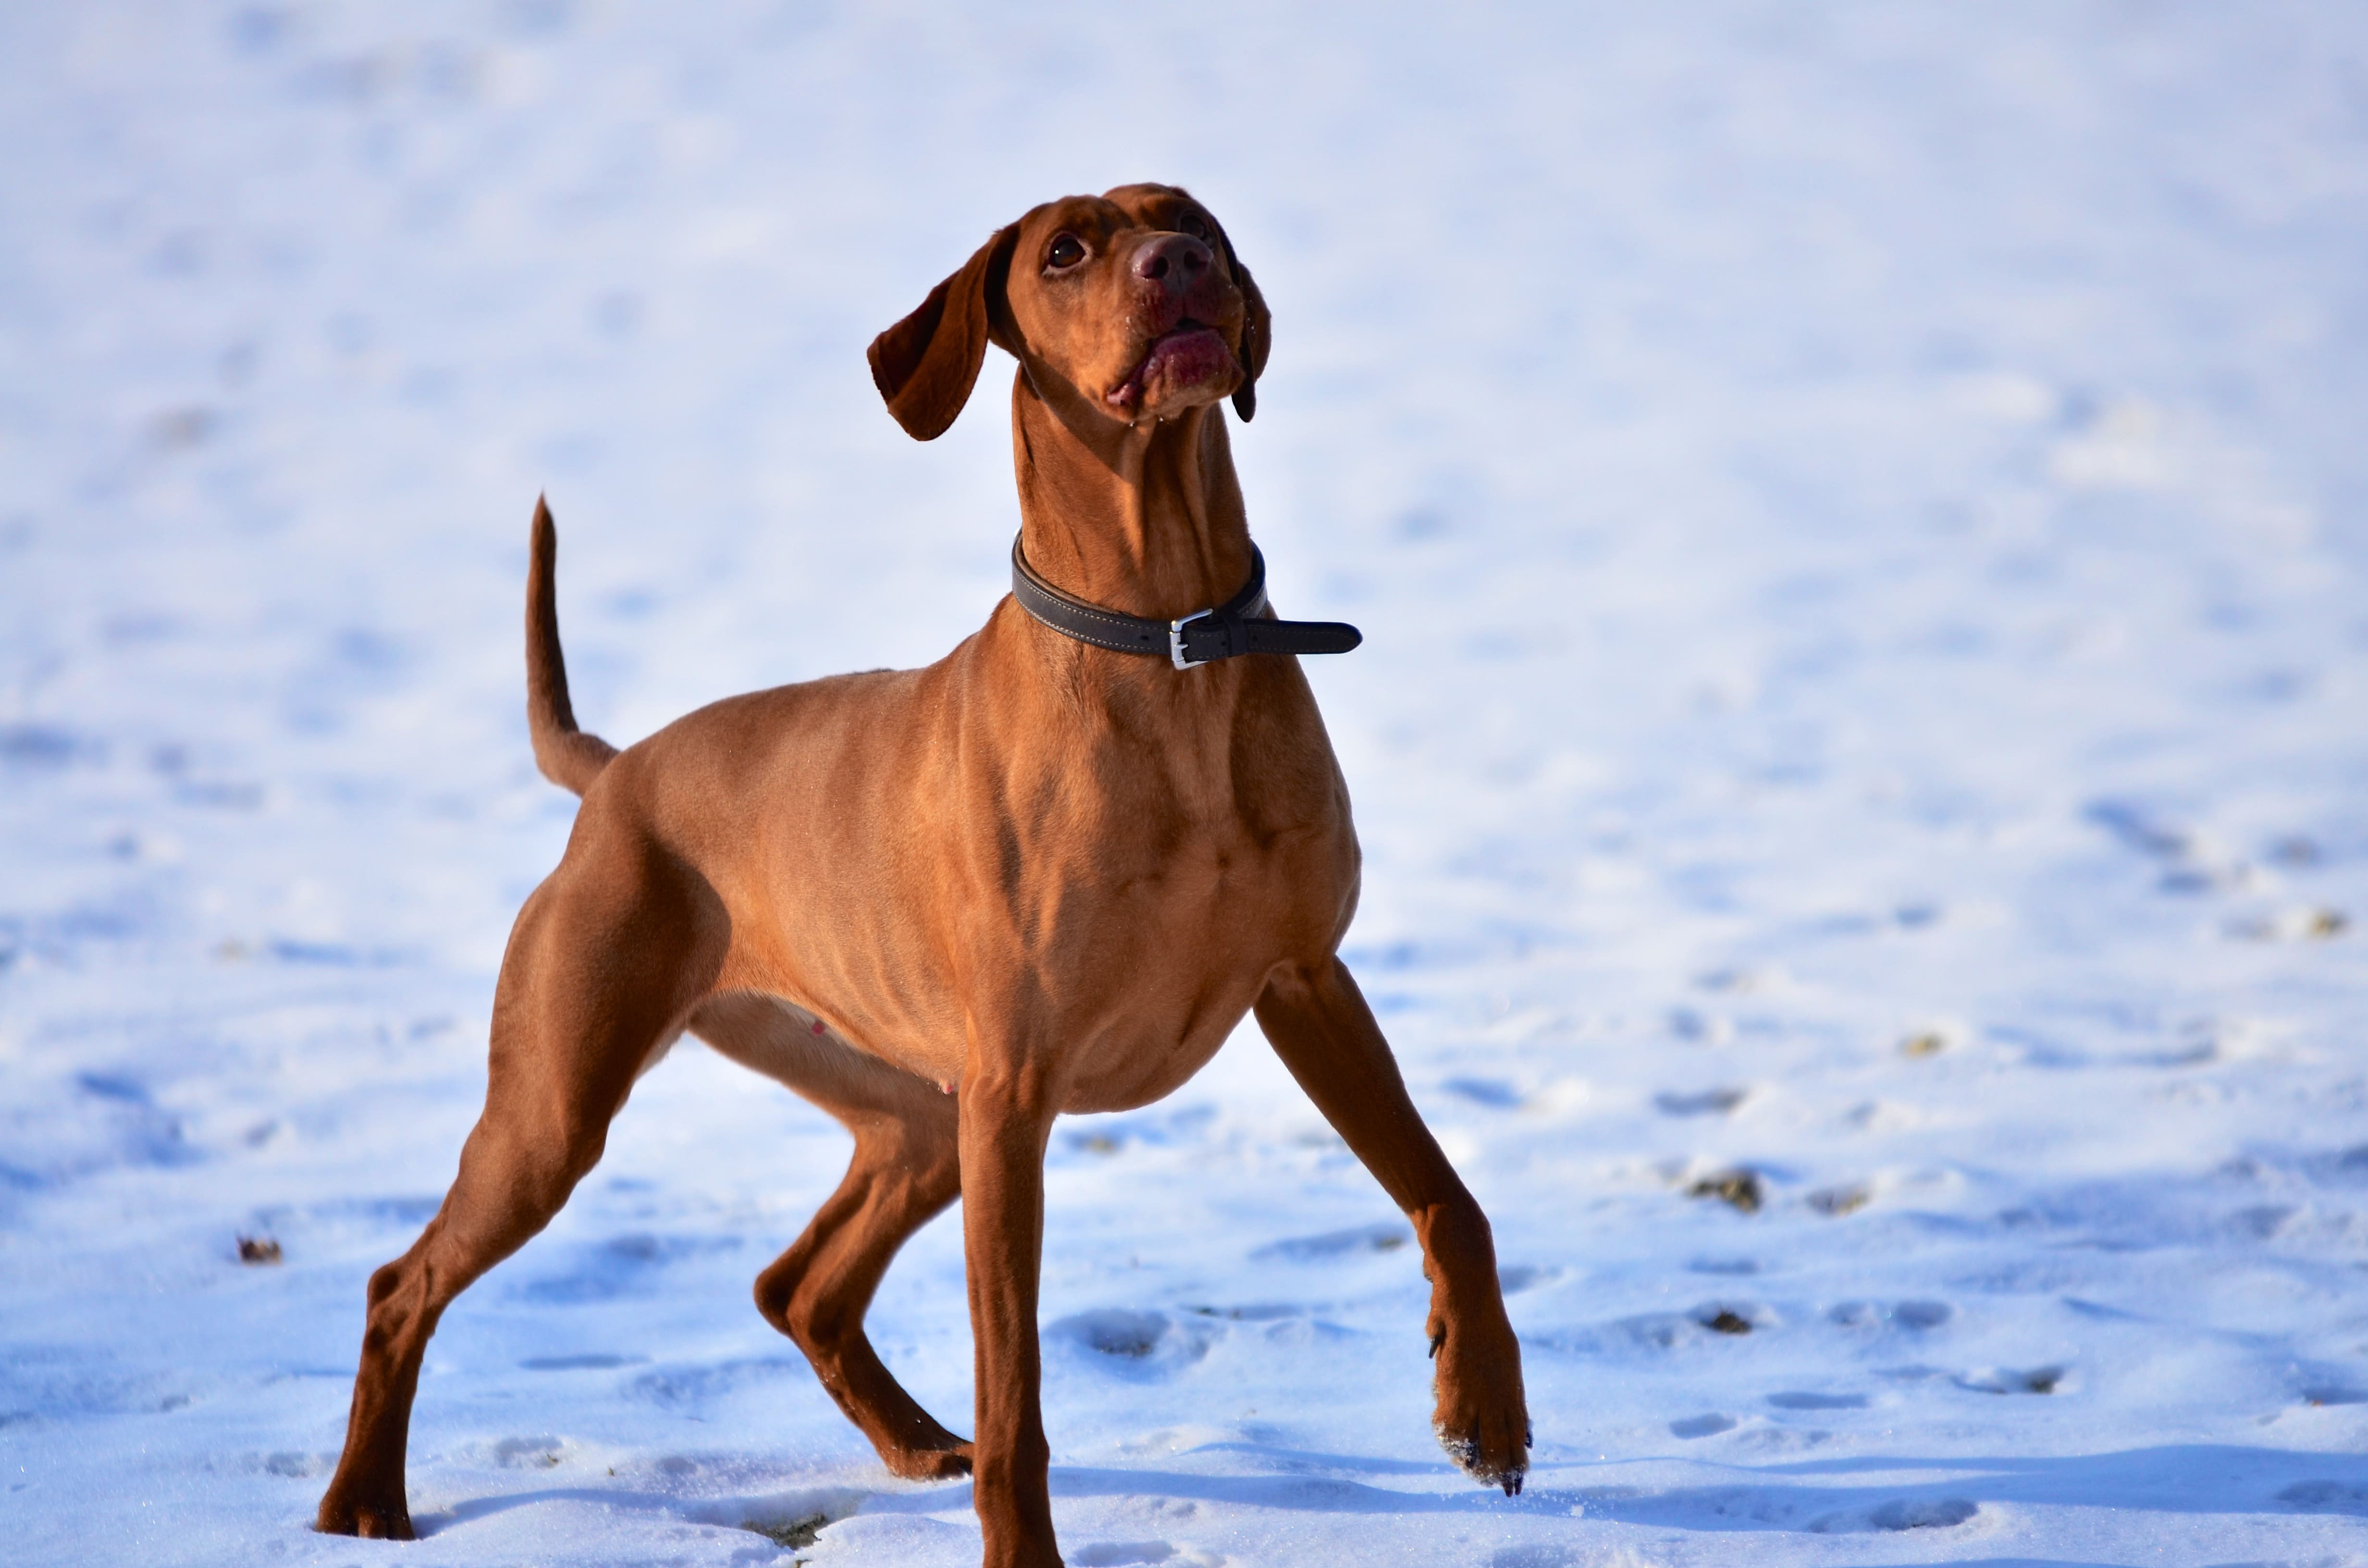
1050, 971, 1266, 1114
1054, 1024, 1240, 1114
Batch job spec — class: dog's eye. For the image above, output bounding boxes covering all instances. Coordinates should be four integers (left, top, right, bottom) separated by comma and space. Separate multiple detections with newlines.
1179, 213, 1212, 243
1045, 233, 1086, 270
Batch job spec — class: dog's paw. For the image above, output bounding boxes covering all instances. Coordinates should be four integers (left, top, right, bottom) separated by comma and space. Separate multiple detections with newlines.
882, 1438, 974, 1482
1435, 1409, 1529, 1495
1430, 1314, 1530, 1495
315, 1488, 416, 1540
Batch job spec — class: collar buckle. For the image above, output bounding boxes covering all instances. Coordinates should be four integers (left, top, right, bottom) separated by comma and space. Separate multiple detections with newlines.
1170, 607, 1215, 669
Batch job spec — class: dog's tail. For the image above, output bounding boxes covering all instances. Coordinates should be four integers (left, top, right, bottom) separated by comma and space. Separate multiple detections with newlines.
526, 496, 618, 797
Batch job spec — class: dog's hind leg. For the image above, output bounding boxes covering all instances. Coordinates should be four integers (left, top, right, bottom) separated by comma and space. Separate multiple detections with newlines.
1255, 956, 1531, 1494
317, 848, 724, 1539
691, 994, 971, 1480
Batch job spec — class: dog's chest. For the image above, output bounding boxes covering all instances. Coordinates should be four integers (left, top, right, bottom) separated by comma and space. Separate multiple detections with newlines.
981, 731, 1351, 1110
1034, 704, 1342, 922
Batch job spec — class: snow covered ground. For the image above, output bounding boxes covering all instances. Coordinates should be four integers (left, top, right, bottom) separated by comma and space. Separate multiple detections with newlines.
6, 3, 2368, 1564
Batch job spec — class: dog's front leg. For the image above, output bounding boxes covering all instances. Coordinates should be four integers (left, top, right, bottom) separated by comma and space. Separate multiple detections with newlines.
1255, 956, 1531, 1494
958, 1047, 1064, 1568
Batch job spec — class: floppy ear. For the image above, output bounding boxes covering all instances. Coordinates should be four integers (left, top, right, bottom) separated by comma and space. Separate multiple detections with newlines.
1215, 225, 1271, 423
867, 224, 1020, 441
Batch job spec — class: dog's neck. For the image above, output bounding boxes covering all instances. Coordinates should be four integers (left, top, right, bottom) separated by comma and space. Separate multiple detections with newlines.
1008, 374, 1256, 624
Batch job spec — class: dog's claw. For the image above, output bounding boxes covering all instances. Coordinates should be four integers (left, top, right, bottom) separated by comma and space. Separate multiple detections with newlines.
1428, 1325, 1446, 1360
1503, 1473, 1521, 1497
1525, 1420, 1534, 1450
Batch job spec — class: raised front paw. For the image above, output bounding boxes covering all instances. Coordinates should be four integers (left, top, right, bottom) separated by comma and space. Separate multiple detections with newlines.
1430, 1314, 1531, 1495
881, 1436, 974, 1482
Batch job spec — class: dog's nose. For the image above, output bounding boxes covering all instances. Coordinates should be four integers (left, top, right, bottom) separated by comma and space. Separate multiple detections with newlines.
1131, 234, 1211, 294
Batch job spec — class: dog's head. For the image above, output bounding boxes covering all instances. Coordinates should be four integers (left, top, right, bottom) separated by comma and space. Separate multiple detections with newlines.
869, 184, 1270, 441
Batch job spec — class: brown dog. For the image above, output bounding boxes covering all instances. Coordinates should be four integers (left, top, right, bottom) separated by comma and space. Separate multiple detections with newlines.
316, 183, 1528, 1565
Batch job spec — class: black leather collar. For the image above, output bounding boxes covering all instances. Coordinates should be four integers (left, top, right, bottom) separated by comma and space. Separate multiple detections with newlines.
1010, 536, 1362, 669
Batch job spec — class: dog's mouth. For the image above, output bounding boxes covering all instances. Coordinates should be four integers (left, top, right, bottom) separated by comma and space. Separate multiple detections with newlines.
1106, 322, 1236, 414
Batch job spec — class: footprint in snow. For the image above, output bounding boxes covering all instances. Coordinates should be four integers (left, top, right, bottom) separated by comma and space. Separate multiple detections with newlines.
2230, 1203, 2297, 1239
1061, 1309, 1168, 1358
1049, 1309, 1212, 1377
0, 722, 86, 767
488, 1434, 566, 1469
1668, 1006, 1733, 1044
1807, 1183, 1870, 1216
717, 1486, 870, 1547
1766, 1391, 1868, 1410
518, 1352, 645, 1371
1656, 1086, 1749, 1116
1067, 1541, 1199, 1567
1182, 1302, 1301, 1322
740, 1512, 830, 1551
1956, 1364, 2066, 1395
2229, 906, 2348, 942
628, 1357, 803, 1410
1669, 1413, 1736, 1438
1827, 1299, 1952, 1331
1443, 1076, 1524, 1108
1614, 1305, 1763, 1348
1251, 1222, 1409, 1261
2279, 1479, 2368, 1514
518, 1232, 730, 1303
1689, 1256, 1759, 1276
2290, 1372, 2367, 1407
1686, 1169, 1763, 1213
2306, 1143, 2368, 1187
1488, 1547, 1585, 1568
1810, 1496, 1979, 1532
